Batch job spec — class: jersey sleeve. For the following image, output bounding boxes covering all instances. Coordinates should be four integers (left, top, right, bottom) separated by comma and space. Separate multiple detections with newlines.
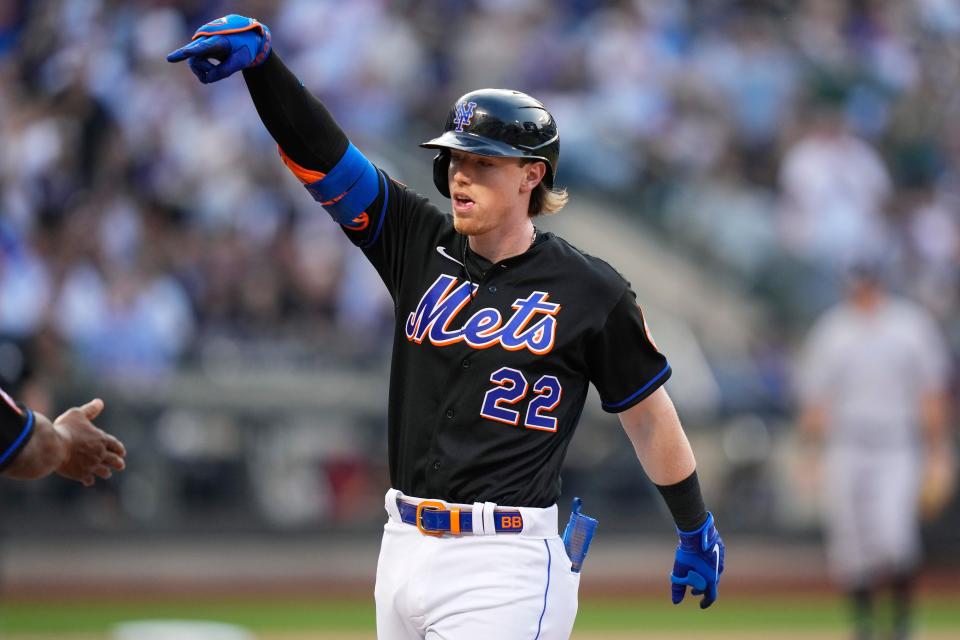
586, 288, 672, 413
0, 386, 34, 472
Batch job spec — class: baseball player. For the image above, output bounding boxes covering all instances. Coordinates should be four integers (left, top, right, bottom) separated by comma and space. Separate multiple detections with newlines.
168, 15, 724, 638
798, 261, 953, 640
0, 386, 126, 484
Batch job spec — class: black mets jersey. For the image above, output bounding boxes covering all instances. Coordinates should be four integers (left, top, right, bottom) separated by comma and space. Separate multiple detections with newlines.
246, 54, 671, 508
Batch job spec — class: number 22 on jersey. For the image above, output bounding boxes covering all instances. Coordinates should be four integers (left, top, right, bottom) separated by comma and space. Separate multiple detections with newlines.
480, 367, 562, 432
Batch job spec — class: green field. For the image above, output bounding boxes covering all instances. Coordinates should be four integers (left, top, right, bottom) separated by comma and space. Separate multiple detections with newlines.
1, 595, 959, 638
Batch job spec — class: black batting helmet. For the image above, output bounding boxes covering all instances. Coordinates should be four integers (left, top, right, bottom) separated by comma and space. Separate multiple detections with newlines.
420, 88, 559, 198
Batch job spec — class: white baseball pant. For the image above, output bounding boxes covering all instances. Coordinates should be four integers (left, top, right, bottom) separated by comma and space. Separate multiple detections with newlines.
375, 489, 581, 639
823, 446, 922, 586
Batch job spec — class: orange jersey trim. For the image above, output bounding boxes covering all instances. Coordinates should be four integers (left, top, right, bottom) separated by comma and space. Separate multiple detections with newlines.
192, 22, 264, 40
640, 308, 659, 350
278, 146, 327, 184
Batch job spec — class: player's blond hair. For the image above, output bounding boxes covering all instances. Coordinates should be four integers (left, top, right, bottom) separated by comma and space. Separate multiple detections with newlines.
524, 160, 568, 216
529, 182, 568, 216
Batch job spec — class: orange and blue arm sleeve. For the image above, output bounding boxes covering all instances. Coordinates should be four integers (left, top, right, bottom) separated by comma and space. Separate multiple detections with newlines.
243, 52, 381, 232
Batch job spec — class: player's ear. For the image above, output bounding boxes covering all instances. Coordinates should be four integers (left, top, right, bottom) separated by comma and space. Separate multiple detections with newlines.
519, 160, 546, 194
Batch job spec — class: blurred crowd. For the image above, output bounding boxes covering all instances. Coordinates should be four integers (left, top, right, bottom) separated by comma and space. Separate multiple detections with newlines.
1, 0, 959, 407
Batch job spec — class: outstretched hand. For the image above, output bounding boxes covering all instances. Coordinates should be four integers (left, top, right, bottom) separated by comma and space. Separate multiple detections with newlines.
53, 398, 126, 486
670, 512, 724, 609
166, 14, 271, 83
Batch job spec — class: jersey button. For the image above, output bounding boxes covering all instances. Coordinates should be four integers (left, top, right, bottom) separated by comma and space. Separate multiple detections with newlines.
487, 285, 497, 293
433, 461, 441, 470
445, 409, 455, 419
461, 359, 471, 368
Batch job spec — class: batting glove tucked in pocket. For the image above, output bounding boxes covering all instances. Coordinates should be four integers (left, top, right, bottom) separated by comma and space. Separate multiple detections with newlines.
670, 512, 724, 609
166, 14, 271, 83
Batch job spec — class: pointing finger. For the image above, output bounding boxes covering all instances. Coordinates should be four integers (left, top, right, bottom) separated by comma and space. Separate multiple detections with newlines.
166, 40, 202, 63
167, 38, 213, 62
170, 37, 229, 63
166, 46, 190, 63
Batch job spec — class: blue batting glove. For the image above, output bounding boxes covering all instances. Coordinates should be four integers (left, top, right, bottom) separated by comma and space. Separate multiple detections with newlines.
166, 14, 271, 83
670, 512, 724, 609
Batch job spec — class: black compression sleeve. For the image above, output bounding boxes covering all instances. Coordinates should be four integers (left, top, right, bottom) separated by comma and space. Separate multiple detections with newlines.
655, 470, 708, 531
242, 51, 349, 172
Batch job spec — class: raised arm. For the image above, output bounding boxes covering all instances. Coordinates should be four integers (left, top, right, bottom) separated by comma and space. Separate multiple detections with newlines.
167, 15, 374, 216
167, 15, 422, 292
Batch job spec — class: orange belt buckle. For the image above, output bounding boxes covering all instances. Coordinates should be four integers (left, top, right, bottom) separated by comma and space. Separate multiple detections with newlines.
416, 500, 446, 537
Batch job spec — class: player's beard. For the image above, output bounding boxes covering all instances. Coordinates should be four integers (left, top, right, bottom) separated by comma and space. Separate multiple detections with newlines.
452, 198, 511, 237
452, 209, 490, 236
452, 214, 480, 236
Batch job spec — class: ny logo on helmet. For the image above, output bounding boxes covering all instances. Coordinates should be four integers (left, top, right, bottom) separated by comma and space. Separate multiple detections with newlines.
453, 101, 478, 133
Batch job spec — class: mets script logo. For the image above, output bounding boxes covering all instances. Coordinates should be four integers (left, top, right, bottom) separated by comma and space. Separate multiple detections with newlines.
453, 101, 478, 133
405, 275, 560, 354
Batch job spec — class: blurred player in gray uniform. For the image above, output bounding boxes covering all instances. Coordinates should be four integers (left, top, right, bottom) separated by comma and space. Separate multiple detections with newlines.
798, 261, 953, 640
